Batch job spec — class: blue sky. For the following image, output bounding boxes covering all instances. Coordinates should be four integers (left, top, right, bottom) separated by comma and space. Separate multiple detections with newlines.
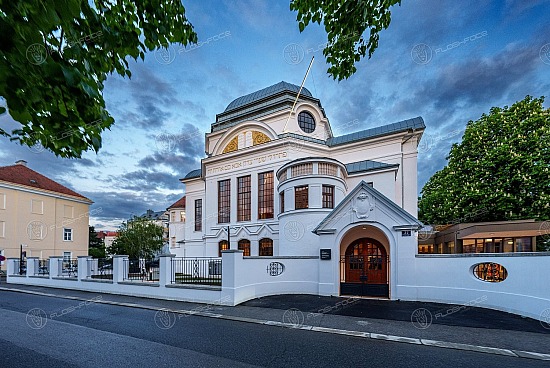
1, 0, 549, 230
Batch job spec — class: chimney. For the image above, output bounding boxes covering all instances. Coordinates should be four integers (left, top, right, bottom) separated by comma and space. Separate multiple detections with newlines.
15, 160, 27, 166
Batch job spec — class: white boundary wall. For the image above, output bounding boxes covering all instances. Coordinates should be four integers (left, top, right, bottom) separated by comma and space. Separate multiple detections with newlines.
396, 253, 550, 321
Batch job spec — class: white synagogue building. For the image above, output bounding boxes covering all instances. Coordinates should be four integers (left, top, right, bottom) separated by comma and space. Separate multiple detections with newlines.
174, 81, 425, 298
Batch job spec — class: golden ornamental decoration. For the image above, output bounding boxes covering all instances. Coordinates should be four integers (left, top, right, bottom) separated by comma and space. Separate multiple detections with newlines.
252, 131, 270, 146
222, 136, 239, 153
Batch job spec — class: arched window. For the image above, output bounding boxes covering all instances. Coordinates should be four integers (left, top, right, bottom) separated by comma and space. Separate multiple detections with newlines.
259, 238, 273, 256
238, 239, 251, 256
218, 240, 229, 257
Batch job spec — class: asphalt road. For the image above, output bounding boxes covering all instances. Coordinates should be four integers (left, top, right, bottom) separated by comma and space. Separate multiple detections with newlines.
0, 290, 547, 368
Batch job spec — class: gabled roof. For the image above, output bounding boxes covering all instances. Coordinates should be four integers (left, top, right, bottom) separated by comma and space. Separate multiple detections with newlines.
224, 81, 313, 113
313, 180, 422, 234
345, 160, 399, 174
183, 169, 201, 180
167, 196, 186, 209
327, 117, 425, 147
0, 162, 92, 202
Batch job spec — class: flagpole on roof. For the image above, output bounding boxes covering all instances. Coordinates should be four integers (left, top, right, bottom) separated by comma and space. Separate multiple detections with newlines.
283, 55, 314, 133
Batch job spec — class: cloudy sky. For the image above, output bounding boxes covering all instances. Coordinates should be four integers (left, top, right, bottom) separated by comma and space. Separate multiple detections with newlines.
1, 0, 549, 230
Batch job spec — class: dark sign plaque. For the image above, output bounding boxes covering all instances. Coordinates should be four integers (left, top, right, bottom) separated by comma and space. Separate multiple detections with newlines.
320, 249, 331, 260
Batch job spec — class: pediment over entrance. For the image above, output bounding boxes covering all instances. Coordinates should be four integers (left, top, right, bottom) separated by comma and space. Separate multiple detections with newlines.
313, 181, 423, 235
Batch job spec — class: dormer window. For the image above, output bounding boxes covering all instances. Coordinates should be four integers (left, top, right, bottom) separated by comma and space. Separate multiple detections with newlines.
298, 111, 316, 133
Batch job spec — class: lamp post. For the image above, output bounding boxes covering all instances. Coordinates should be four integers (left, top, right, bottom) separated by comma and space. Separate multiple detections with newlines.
19, 244, 28, 275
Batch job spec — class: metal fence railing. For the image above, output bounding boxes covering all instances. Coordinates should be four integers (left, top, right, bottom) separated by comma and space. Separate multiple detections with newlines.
34, 259, 49, 276
87, 258, 113, 280
122, 258, 159, 282
171, 257, 222, 286
58, 259, 78, 278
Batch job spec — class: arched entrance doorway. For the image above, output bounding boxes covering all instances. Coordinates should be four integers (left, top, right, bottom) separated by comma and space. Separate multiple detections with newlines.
340, 238, 389, 297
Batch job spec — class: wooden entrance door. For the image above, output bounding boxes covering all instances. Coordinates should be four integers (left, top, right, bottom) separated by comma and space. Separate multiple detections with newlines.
344, 239, 388, 284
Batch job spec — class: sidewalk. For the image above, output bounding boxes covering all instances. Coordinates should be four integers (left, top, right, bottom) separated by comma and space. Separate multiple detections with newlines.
1, 282, 549, 361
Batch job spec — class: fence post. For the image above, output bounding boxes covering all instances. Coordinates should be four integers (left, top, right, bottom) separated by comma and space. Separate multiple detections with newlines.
77, 256, 90, 280
221, 250, 243, 306
49, 257, 62, 277
112, 255, 128, 284
26, 257, 38, 277
6, 258, 18, 277
159, 254, 175, 287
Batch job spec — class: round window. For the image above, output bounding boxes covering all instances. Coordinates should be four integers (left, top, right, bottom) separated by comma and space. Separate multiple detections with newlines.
472, 262, 508, 282
298, 111, 316, 133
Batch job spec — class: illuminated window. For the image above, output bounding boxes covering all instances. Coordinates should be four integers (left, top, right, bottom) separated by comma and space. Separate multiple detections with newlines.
218, 179, 231, 223
238, 176, 251, 221
473, 263, 508, 282
259, 238, 273, 256
258, 172, 274, 219
180, 211, 185, 222
238, 239, 251, 256
295, 186, 308, 209
194, 199, 202, 231
322, 185, 334, 209
218, 240, 229, 257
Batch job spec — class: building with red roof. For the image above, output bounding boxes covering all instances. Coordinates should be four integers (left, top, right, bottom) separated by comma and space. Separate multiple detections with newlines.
0, 160, 93, 269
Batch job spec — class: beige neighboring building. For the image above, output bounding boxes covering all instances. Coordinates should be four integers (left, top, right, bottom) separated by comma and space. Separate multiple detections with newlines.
0, 160, 93, 269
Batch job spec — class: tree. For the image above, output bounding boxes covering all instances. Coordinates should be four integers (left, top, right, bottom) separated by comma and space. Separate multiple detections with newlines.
88, 225, 105, 258
290, 0, 401, 80
107, 216, 164, 259
0, 0, 197, 157
418, 96, 550, 225
1, 0, 397, 156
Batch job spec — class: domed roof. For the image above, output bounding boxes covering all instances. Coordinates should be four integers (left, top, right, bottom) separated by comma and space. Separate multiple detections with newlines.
224, 81, 313, 112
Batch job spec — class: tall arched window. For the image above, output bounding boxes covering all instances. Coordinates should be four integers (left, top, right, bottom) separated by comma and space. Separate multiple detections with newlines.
238, 239, 251, 256
259, 238, 273, 256
218, 240, 229, 257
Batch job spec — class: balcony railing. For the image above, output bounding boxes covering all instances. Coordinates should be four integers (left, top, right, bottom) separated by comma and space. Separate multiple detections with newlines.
171, 257, 222, 286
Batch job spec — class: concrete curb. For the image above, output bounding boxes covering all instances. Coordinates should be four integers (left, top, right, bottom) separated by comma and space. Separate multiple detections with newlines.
2, 286, 549, 361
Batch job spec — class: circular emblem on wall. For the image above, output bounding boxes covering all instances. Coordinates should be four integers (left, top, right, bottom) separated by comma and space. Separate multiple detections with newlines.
267, 262, 285, 276
27, 220, 47, 240
284, 221, 305, 242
